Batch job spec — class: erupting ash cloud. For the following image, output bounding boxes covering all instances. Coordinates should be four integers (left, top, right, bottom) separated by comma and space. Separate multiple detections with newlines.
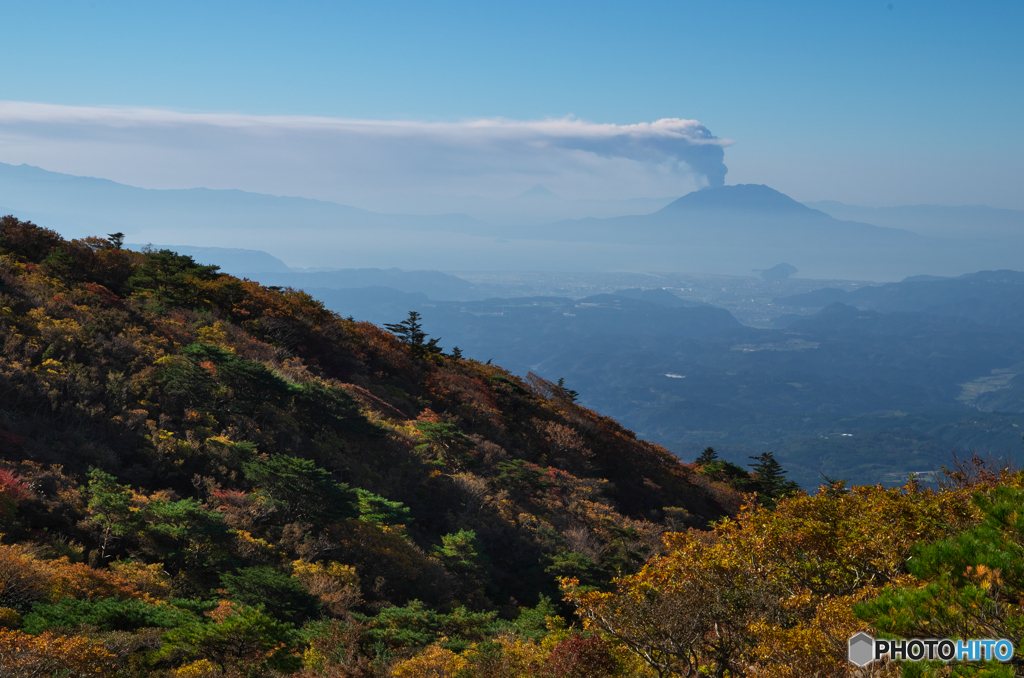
539, 118, 730, 189
0, 101, 731, 202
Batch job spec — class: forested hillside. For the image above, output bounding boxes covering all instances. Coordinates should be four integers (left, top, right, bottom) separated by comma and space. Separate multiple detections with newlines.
2, 216, 1024, 677
0, 216, 735, 676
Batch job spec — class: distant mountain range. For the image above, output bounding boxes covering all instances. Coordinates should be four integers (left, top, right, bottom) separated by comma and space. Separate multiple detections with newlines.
3, 162, 1024, 279
132, 245, 293, 274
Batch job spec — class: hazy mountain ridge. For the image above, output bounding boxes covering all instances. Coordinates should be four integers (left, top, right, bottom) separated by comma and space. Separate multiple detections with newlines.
775, 269, 1024, 327
6, 163, 1024, 278
117, 243, 484, 304
0, 161, 489, 240
806, 199, 1024, 240
128, 244, 293, 275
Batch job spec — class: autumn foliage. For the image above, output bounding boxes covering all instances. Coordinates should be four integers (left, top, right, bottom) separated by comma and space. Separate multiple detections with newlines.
0, 628, 117, 677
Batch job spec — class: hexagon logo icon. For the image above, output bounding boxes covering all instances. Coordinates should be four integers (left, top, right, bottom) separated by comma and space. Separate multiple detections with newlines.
849, 632, 875, 667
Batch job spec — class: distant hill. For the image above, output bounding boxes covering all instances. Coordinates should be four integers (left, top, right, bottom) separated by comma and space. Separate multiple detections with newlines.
127, 244, 292, 276
805, 200, 1024, 240
760, 263, 798, 280
775, 269, 1024, 327
250, 268, 479, 300
0, 161, 487, 240
123, 244, 481, 301
608, 287, 711, 308
517, 184, 559, 198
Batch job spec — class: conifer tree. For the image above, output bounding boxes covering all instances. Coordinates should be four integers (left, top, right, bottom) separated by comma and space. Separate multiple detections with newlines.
556, 377, 580, 403
696, 447, 718, 466
748, 451, 800, 504
384, 311, 443, 359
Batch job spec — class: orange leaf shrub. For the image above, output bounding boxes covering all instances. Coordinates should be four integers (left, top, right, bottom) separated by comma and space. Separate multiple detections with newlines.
0, 628, 116, 677
0, 540, 147, 611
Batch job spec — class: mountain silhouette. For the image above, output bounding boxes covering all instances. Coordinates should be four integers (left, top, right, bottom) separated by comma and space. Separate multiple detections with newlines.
523, 183, 921, 248
517, 184, 559, 199
659, 184, 817, 214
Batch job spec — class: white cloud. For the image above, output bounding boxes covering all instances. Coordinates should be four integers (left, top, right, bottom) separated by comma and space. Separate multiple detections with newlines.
0, 101, 731, 204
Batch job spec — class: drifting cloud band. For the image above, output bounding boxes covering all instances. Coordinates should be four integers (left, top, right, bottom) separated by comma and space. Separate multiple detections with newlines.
0, 101, 731, 202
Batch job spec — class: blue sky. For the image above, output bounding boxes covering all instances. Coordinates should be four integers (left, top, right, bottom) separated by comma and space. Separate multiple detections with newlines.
1, 0, 1022, 208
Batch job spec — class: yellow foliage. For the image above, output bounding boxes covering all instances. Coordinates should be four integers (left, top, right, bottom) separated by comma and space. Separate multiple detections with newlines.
0, 607, 20, 628
291, 559, 361, 616
477, 634, 549, 677
302, 645, 328, 673
567, 481, 979, 677
205, 435, 242, 449
390, 642, 468, 677
197, 322, 235, 351
38, 358, 64, 374
27, 308, 83, 340
748, 589, 883, 677
234, 530, 279, 560
292, 559, 359, 587
108, 560, 173, 599
172, 658, 221, 677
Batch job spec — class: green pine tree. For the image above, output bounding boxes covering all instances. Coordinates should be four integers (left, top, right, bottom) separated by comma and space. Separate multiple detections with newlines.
748, 451, 800, 505
384, 311, 443, 359
556, 377, 580, 403
696, 447, 719, 466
